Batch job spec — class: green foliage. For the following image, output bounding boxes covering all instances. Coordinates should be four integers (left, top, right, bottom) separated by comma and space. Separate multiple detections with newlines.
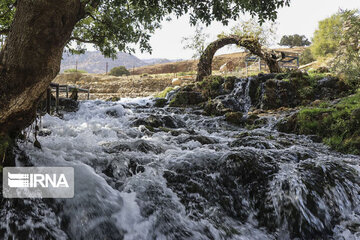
297, 91, 360, 154
299, 48, 315, 65
0, 0, 15, 35
279, 34, 311, 48
109, 66, 130, 76
155, 87, 174, 98
182, 23, 209, 59
61, 0, 290, 58
311, 13, 343, 58
64, 69, 87, 73
331, 10, 360, 87
220, 18, 277, 47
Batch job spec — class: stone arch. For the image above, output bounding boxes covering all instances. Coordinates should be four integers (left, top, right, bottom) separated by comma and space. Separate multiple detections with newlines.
196, 35, 282, 81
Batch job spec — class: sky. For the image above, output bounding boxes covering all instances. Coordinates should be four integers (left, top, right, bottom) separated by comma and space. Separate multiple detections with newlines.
127, 0, 359, 60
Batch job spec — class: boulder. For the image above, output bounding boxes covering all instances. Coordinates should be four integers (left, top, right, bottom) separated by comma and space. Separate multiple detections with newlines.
172, 78, 182, 86
169, 90, 205, 107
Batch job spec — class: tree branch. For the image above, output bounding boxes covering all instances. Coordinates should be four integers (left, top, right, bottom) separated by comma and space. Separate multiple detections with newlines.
69, 36, 98, 44
0, 28, 9, 35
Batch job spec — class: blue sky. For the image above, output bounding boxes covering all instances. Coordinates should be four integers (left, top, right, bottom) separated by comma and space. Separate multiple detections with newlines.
130, 0, 359, 60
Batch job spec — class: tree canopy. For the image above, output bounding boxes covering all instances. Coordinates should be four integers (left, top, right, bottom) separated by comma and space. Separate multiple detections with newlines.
279, 34, 311, 48
109, 66, 130, 76
331, 9, 360, 87
310, 12, 343, 58
182, 24, 209, 59
0, 0, 290, 58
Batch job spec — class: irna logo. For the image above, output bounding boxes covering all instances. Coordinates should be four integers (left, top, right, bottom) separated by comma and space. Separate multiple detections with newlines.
8, 173, 69, 188
3, 167, 74, 198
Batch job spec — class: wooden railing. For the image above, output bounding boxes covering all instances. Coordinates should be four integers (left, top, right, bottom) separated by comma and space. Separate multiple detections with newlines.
45, 83, 90, 114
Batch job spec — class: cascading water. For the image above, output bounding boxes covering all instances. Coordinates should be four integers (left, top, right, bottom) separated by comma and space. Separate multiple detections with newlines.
1, 82, 360, 239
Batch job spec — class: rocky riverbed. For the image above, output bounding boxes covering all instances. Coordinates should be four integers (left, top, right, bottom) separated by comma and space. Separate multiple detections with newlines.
0, 72, 359, 239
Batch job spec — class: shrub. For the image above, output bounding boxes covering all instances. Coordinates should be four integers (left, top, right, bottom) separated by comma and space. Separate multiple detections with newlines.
109, 66, 130, 76
299, 48, 315, 65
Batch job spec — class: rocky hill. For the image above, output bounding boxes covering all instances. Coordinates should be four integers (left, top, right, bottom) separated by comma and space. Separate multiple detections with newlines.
60, 51, 181, 74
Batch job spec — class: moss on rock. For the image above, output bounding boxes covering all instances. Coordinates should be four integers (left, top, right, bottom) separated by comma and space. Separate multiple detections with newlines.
225, 112, 244, 125
169, 90, 205, 107
278, 91, 360, 155
196, 75, 225, 99
154, 98, 168, 107
155, 87, 174, 98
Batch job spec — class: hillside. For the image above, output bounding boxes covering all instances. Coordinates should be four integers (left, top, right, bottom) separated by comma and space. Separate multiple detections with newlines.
60, 51, 182, 74
131, 47, 306, 75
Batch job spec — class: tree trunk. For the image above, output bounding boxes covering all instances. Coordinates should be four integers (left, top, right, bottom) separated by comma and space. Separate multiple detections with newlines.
0, 0, 82, 136
196, 35, 282, 82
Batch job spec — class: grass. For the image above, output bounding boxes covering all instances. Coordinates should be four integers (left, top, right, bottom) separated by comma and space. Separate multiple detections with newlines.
297, 89, 360, 154
64, 69, 87, 73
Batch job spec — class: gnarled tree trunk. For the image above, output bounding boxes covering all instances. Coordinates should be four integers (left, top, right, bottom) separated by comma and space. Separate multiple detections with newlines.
0, 0, 82, 136
196, 35, 282, 81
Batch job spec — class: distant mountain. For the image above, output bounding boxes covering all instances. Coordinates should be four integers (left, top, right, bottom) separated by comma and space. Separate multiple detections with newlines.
141, 58, 183, 66
60, 51, 182, 74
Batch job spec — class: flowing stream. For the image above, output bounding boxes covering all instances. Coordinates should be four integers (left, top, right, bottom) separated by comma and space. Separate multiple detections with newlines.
1, 79, 360, 239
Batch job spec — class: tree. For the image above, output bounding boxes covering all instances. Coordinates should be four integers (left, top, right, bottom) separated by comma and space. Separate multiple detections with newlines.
279, 34, 311, 48
196, 35, 282, 82
109, 66, 130, 76
310, 13, 343, 58
299, 48, 315, 65
228, 18, 278, 47
0, 0, 291, 137
331, 10, 360, 87
196, 19, 281, 81
182, 24, 209, 59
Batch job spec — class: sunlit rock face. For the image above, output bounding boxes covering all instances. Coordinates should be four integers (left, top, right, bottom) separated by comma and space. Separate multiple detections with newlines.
0, 76, 359, 239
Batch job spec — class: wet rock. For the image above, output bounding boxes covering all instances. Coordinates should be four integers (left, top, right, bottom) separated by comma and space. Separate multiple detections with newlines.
161, 115, 185, 128
103, 159, 128, 179
188, 135, 216, 145
105, 110, 119, 117
58, 98, 79, 112
132, 115, 163, 128
127, 159, 145, 176
103, 140, 163, 154
154, 98, 168, 107
276, 113, 298, 133
225, 112, 244, 126
203, 99, 232, 116
38, 129, 52, 137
